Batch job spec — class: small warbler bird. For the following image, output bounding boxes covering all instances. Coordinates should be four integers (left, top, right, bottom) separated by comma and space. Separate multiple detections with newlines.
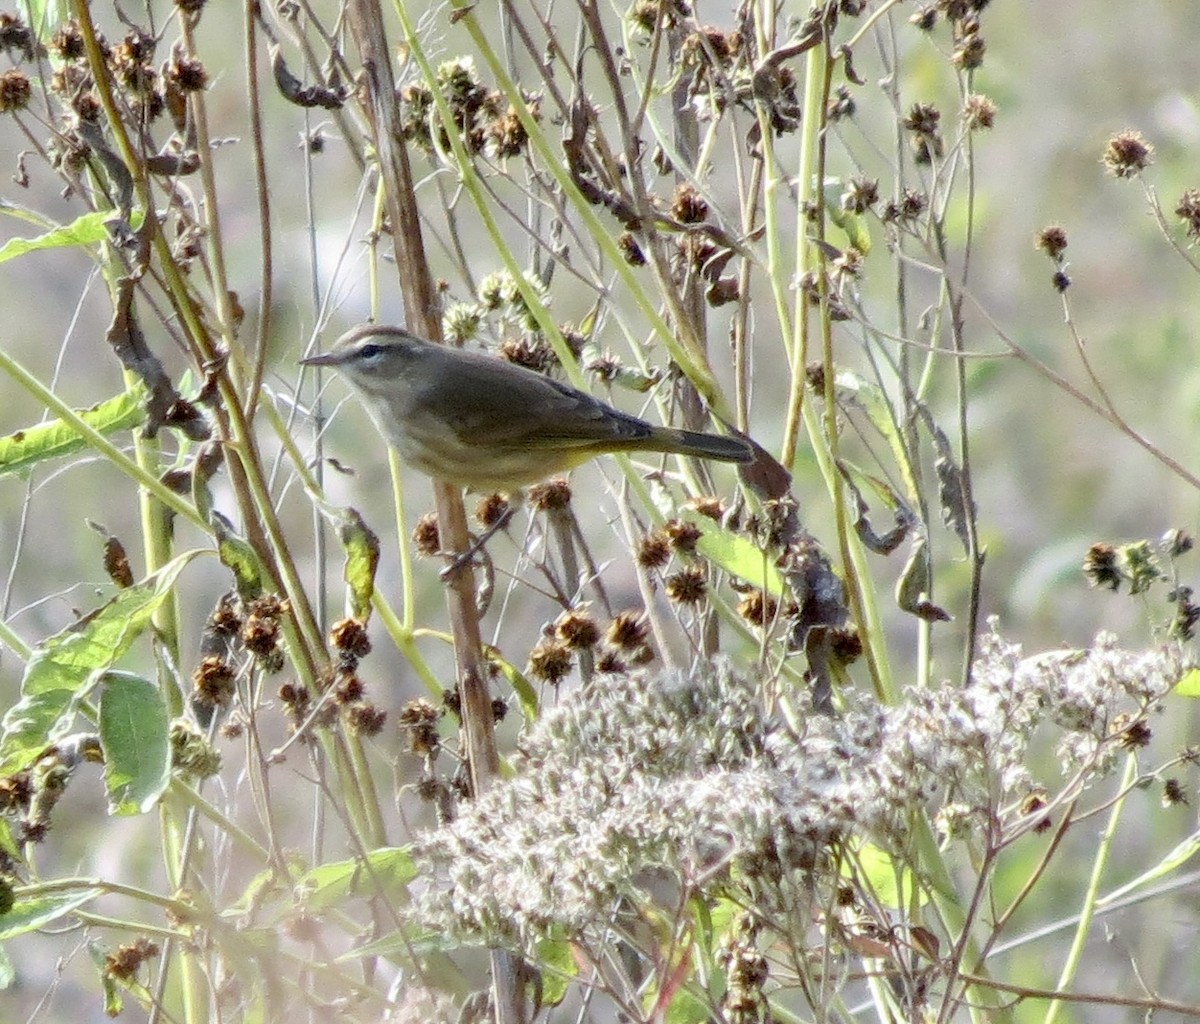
302, 324, 752, 492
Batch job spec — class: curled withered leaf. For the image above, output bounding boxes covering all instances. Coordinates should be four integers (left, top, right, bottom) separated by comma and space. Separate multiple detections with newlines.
699, 244, 735, 282
838, 461, 911, 556
896, 537, 953, 623
145, 147, 200, 176
736, 432, 791, 502
705, 276, 739, 306
929, 420, 974, 552
564, 92, 642, 229
836, 45, 866, 86
108, 278, 211, 442
76, 120, 133, 217
270, 45, 346, 110
86, 520, 134, 588
783, 537, 849, 716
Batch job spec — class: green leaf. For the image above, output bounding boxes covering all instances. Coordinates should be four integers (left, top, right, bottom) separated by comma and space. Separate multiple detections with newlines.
0, 210, 140, 264
0, 386, 146, 478
99, 672, 170, 815
1174, 668, 1200, 697
295, 847, 417, 913
0, 552, 199, 774
88, 941, 124, 1017
22, 552, 196, 696
213, 517, 265, 601
535, 931, 578, 1007
1099, 829, 1200, 907
490, 652, 539, 721
824, 178, 872, 254
831, 370, 919, 503
21, 0, 67, 42
663, 983, 716, 1024
0, 688, 82, 773
313, 502, 380, 621
336, 508, 380, 622
0, 889, 103, 941
845, 841, 920, 909
684, 511, 783, 597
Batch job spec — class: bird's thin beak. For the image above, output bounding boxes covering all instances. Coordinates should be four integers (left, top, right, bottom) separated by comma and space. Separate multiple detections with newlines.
300, 350, 342, 368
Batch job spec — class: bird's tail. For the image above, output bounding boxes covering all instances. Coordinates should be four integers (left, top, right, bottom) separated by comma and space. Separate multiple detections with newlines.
646, 427, 754, 464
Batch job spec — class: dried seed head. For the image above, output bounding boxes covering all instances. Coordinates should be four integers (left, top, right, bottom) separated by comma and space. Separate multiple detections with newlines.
105, 938, 160, 980
1082, 543, 1121, 590
242, 595, 288, 661
1103, 130, 1154, 178
399, 698, 442, 756
0, 13, 36, 61
488, 103, 531, 158
618, 231, 647, 266
665, 518, 703, 554
606, 610, 649, 650
412, 512, 441, 556
637, 529, 672, 569
278, 683, 311, 723
671, 183, 709, 224
168, 54, 208, 92
0, 70, 31, 113
904, 102, 941, 138
962, 93, 996, 131
329, 618, 371, 661
595, 649, 627, 674
910, 4, 937, 29
689, 496, 727, 521
555, 608, 601, 650
737, 590, 778, 627
826, 84, 856, 121
0, 772, 32, 813
1162, 778, 1188, 807
475, 493, 512, 528
528, 639, 573, 685
665, 565, 708, 604
102, 535, 134, 588
841, 176, 879, 214
528, 478, 572, 511
830, 626, 864, 664
1035, 225, 1069, 261
1175, 189, 1200, 242
192, 655, 236, 707
333, 671, 365, 705
50, 21, 87, 60
347, 704, 386, 736
952, 31, 986, 70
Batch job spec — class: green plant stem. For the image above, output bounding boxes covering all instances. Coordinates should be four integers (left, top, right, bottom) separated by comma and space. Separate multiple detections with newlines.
0, 615, 32, 661
0, 347, 205, 530
1041, 754, 1138, 1024
448, 6, 730, 418
168, 779, 271, 862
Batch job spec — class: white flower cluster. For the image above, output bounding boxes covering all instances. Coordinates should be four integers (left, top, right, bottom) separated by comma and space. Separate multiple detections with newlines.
412, 631, 1190, 947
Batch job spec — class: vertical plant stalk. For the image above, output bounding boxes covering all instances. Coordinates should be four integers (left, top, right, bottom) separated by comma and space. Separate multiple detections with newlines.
343, 3, 518, 1022
1040, 755, 1138, 1024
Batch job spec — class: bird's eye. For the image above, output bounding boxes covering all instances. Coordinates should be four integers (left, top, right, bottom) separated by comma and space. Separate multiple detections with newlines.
359, 343, 384, 362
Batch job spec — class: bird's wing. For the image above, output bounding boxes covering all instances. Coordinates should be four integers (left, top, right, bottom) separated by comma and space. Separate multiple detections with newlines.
421, 349, 652, 449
